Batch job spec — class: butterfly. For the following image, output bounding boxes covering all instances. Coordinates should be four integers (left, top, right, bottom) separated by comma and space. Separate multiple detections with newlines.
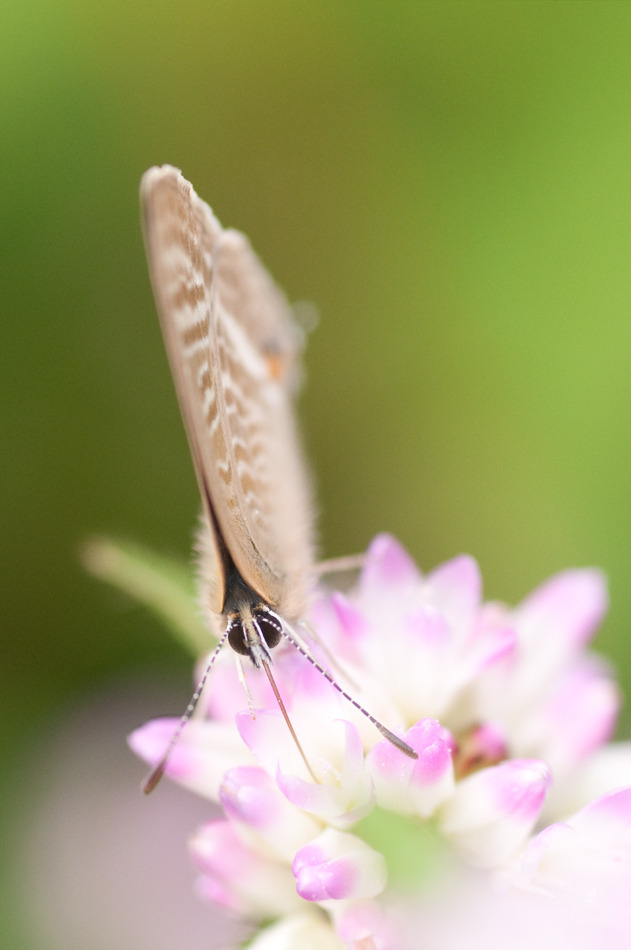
140, 166, 416, 790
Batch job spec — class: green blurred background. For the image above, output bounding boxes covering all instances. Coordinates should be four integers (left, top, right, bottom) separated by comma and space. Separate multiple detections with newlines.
3, 2, 631, 946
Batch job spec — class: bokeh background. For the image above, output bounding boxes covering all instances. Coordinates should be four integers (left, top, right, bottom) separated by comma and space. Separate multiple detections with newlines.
3, 2, 631, 947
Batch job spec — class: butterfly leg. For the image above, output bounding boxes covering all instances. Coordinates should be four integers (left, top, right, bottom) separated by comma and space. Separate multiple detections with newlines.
296, 618, 362, 692
236, 655, 257, 719
313, 552, 366, 581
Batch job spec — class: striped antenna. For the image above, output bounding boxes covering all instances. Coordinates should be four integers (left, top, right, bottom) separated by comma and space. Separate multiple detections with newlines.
142, 629, 229, 794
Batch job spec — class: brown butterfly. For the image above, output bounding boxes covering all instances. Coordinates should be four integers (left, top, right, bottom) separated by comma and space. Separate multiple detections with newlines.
140, 166, 416, 791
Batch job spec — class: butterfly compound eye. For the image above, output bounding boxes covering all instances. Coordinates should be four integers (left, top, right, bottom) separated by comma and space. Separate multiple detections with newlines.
255, 612, 283, 650
227, 621, 250, 656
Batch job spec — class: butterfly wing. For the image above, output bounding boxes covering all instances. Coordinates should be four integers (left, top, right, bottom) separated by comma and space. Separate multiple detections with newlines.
140, 166, 314, 619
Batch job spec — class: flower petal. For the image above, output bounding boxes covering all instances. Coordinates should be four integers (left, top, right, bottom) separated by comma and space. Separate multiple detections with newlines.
359, 534, 422, 611
439, 759, 551, 867
191, 820, 300, 917
541, 662, 619, 769
128, 717, 252, 800
219, 766, 321, 859
293, 829, 387, 902
426, 554, 482, 638
368, 718, 455, 817
549, 742, 631, 818
277, 721, 375, 825
247, 913, 344, 949
516, 569, 608, 654
514, 786, 631, 929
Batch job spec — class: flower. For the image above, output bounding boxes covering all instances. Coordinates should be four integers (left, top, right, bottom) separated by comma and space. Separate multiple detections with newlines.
121, 534, 631, 947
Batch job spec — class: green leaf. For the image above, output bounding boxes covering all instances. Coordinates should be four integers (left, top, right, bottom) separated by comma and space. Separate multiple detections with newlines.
82, 537, 212, 658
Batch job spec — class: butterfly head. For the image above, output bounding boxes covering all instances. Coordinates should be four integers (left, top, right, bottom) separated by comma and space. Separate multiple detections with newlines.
226, 598, 284, 670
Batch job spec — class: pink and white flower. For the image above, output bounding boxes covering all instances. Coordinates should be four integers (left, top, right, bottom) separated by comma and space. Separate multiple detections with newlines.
126, 534, 631, 947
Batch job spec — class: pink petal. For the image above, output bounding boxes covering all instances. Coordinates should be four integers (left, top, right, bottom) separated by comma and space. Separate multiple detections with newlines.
294, 853, 357, 901
220, 766, 275, 827
514, 787, 631, 923
191, 820, 300, 918
191, 819, 249, 879
571, 785, 631, 836
330, 591, 369, 642
551, 742, 631, 818
219, 766, 320, 858
402, 605, 452, 651
335, 901, 387, 947
236, 710, 306, 778
427, 555, 482, 635
360, 534, 421, 600
440, 759, 551, 867
128, 717, 251, 800
517, 569, 608, 651
277, 721, 374, 824
543, 663, 619, 766
292, 829, 387, 902
468, 625, 517, 676
368, 718, 455, 817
